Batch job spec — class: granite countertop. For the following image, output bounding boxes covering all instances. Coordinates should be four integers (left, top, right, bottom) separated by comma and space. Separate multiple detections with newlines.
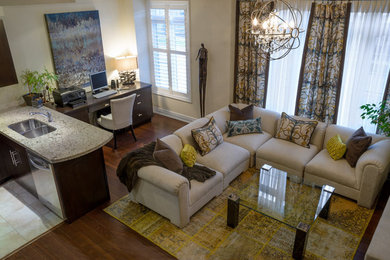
0, 106, 113, 163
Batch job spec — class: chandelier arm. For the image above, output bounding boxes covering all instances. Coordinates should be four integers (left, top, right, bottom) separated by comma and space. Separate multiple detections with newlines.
250, 0, 304, 61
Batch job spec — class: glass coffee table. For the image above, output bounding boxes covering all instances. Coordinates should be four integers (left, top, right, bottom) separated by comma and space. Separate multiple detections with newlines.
227, 165, 335, 260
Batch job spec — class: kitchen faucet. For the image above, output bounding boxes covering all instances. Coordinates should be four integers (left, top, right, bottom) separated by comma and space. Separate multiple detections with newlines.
29, 109, 53, 122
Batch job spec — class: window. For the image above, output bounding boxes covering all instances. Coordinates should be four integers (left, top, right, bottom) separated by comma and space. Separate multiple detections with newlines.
148, 1, 191, 102
337, 3, 390, 133
266, 1, 312, 114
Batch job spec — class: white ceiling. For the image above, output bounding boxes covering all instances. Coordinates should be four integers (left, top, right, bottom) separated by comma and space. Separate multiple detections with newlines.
0, 0, 75, 6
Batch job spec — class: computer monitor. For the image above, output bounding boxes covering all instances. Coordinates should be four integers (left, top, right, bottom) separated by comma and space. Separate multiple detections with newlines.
90, 71, 108, 93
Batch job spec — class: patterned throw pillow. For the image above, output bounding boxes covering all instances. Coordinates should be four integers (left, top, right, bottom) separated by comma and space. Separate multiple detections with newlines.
275, 112, 296, 141
180, 144, 197, 167
291, 120, 318, 148
191, 117, 223, 156
326, 134, 347, 160
275, 112, 318, 148
226, 117, 262, 137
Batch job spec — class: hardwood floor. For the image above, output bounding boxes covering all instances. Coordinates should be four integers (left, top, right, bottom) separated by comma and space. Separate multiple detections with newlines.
6, 114, 184, 260
5, 114, 389, 259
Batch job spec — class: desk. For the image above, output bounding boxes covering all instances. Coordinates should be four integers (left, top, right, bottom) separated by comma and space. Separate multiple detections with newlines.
46, 82, 153, 126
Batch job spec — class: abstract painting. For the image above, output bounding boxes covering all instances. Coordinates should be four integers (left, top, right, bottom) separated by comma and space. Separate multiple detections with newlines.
45, 10, 106, 89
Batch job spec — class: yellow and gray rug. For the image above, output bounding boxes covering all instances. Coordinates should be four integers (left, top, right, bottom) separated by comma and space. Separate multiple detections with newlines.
104, 168, 374, 259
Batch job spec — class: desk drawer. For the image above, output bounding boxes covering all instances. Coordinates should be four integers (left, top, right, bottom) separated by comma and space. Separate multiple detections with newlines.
133, 88, 151, 110
89, 101, 110, 113
133, 87, 152, 126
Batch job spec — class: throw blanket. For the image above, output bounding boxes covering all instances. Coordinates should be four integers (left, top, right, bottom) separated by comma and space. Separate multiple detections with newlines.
117, 142, 216, 192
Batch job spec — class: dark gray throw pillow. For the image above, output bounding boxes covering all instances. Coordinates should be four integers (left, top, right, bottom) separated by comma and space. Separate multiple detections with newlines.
345, 127, 372, 167
153, 138, 183, 173
229, 104, 253, 121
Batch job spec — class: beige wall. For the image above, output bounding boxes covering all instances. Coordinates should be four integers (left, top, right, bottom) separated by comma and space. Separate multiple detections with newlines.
0, 0, 137, 111
135, 0, 236, 119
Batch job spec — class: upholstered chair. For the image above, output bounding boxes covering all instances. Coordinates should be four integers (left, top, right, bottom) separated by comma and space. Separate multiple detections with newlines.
97, 94, 137, 149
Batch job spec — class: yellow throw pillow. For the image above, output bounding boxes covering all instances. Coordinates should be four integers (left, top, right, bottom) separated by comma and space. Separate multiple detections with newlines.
326, 134, 347, 160
180, 144, 197, 167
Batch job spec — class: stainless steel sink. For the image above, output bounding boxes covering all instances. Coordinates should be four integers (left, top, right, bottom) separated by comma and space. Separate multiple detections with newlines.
8, 119, 56, 138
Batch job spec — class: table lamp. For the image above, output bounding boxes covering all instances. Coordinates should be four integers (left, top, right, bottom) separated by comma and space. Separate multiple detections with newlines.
115, 55, 138, 85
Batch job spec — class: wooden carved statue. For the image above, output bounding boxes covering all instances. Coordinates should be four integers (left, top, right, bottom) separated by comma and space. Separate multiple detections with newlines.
196, 43, 208, 117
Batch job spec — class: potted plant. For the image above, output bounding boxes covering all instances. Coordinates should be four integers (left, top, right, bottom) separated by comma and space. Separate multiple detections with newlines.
360, 101, 390, 136
20, 69, 58, 107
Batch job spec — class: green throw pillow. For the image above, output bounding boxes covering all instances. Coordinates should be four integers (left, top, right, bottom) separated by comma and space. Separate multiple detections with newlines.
326, 134, 346, 160
180, 144, 197, 167
226, 117, 262, 137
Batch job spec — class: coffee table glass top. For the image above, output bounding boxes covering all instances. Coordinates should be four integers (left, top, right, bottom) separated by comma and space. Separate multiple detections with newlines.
236, 167, 335, 229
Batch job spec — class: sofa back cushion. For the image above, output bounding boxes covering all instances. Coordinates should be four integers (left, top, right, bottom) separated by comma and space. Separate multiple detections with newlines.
207, 104, 280, 136
161, 134, 183, 155
206, 106, 230, 134
324, 124, 386, 150
253, 107, 280, 136
174, 117, 209, 147
276, 115, 327, 148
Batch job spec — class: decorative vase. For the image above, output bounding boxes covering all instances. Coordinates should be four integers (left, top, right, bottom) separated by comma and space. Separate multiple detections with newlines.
23, 93, 43, 108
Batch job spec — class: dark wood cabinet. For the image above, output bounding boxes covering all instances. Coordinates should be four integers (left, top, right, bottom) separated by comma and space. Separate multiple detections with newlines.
63, 106, 90, 123
46, 82, 153, 127
133, 86, 153, 126
0, 133, 109, 222
53, 148, 109, 222
0, 134, 30, 185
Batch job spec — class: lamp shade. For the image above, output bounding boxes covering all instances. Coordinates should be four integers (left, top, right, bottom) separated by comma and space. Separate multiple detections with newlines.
115, 55, 138, 71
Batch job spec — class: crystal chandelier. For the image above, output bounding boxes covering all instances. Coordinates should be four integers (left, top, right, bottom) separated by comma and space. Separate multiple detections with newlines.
250, 0, 304, 60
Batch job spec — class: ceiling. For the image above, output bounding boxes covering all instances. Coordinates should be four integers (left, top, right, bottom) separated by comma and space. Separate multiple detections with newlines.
0, 0, 75, 6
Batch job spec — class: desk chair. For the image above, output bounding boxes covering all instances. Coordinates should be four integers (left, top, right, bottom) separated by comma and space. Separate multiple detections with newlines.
97, 94, 137, 149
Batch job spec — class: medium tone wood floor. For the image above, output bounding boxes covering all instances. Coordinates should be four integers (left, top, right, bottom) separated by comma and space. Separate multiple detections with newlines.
5, 114, 389, 260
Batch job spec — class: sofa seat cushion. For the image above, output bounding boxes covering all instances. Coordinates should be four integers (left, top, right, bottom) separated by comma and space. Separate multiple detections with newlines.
305, 149, 358, 189
223, 131, 272, 165
256, 138, 319, 174
196, 142, 250, 176
189, 170, 223, 206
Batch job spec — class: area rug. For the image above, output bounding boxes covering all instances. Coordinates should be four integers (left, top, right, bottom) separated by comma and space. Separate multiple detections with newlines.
104, 168, 374, 259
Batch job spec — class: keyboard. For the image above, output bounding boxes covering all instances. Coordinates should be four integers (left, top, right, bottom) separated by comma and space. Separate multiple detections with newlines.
93, 89, 117, 99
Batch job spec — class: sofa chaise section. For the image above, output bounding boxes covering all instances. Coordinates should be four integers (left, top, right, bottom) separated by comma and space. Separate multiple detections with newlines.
305, 124, 390, 208
174, 117, 250, 189
130, 134, 223, 228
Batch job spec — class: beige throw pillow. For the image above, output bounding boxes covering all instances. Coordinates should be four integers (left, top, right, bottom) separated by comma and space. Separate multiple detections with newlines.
191, 117, 223, 156
275, 112, 295, 141
275, 112, 318, 148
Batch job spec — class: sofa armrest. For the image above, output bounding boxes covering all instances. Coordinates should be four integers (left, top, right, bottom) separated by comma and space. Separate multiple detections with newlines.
356, 139, 390, 208
137, 165, 189, 194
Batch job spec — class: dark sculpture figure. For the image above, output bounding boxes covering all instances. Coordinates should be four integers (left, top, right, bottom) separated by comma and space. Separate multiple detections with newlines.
196, 43, 208, 117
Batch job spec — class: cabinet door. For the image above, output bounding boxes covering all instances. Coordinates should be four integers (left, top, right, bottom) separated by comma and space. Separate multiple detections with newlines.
0, 139, 12, 184
0, 134, 30, 178
133, 87, 153, 126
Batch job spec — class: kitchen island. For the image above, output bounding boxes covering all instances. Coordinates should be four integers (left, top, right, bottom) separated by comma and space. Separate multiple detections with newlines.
0, 106, 113, 222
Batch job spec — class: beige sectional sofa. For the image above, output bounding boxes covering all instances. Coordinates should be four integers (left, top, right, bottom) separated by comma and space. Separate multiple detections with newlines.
130, 103, 390, 227
365, 198, 390, 260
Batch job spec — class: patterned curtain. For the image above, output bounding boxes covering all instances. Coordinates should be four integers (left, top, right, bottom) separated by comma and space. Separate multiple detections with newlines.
295, 2, 351, 123
234, 0, 270, 108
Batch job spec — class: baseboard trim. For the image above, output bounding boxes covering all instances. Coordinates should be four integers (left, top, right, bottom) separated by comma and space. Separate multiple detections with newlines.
153, 106, 196, 123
